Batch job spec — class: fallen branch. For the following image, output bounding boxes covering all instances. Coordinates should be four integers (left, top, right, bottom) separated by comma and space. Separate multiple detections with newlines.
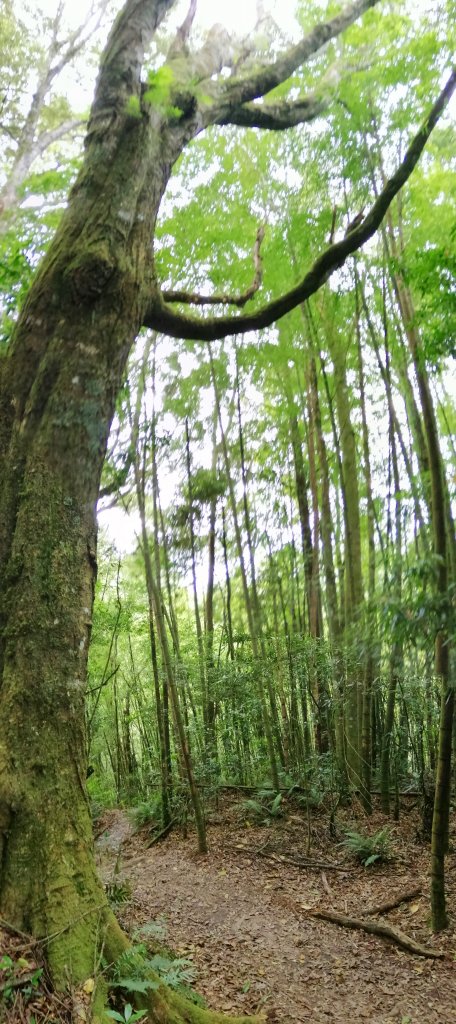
234, 844, 348, 872
310, 908, 444, 959
321, 872, 334, 899
146, 818, 176, 848
260, 848, 348, 872
359, 886, 421, 917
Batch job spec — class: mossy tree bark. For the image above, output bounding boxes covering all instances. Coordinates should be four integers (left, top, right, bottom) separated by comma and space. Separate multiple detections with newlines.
0, 0, 453, 1011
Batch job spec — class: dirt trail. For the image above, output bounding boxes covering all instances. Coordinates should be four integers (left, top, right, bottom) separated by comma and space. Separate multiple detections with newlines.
97, 808, 456, 1024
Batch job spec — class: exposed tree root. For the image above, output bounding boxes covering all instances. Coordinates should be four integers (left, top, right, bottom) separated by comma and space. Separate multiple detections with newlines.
144, 990, 267, 1024
310, 908, 445, 959
359, 886, 422, 917
0, 916, 36, 945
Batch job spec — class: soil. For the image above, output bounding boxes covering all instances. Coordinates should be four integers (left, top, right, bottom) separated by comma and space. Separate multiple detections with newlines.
96, 796, 456, 1024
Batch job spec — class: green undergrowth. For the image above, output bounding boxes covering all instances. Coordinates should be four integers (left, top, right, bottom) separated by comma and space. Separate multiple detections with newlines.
341, 827, 392, 866
106, 921, 207, 1013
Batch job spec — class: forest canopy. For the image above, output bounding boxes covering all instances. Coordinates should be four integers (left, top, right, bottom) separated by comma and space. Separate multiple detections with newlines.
0, 1, 455, 1022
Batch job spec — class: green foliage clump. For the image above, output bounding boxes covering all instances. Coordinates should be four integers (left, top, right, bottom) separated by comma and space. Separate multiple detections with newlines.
341, 828, 392, 867
239, 790, 283, 825
133, 919, 168, 944
0, 954, 43, 1006
143, 65, 182, 119
105, 879, 133, 905
107, 1003, 148, 1023
128, 796, 161, 830
110, 942, 204, 1007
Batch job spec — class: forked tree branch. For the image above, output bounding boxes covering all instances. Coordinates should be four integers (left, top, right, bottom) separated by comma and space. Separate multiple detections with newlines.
144, 69, 456, 341
162, 224, 265, 307
217, 61, 368, 131
167, 0, 197, 59
212, 0, 381, 111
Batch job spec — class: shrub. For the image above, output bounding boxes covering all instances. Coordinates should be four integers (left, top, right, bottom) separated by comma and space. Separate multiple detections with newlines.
341, 828, 392, 866
105, 878, 133, 904
128, 797, 160, 830
239, 791, 283, 825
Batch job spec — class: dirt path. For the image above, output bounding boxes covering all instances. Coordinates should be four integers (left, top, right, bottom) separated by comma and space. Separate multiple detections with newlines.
97, 808, 456, 1024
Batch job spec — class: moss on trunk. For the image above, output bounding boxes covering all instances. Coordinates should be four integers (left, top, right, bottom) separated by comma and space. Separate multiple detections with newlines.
0, 29, 263, 1022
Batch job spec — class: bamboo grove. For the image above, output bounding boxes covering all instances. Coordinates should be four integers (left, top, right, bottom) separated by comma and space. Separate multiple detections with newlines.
89, 90, 455, 923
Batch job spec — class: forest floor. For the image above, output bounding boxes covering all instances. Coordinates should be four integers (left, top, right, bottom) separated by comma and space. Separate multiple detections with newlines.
96, 794, 456, 1024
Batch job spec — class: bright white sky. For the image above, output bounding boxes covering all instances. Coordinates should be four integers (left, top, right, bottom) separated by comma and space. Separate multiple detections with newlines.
26, 0, 301, 122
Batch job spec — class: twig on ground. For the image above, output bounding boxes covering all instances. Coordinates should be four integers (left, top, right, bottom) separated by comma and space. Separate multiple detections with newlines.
233, 844, 348, 872
321, 872, 334, 898
259, 849, 348, 872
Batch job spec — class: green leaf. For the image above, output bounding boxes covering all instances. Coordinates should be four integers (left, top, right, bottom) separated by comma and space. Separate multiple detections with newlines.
364, 853, 380, 867
112, 978, 160, 994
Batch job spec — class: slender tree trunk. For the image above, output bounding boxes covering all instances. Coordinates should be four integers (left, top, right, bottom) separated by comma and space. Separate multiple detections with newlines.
354, 271, 376, 813
129, 336, 172, 827
382, 208, 454, 928
326, 325, 365, 789
379, 323, 404, 814
184, 417, 208, 750
289, 412, 313, 633
235, 350, 285, 772
210, 346, 280, 790
204, 413, 219, 766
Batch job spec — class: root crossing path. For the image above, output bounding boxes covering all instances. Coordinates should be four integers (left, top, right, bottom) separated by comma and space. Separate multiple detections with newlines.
97, 809, 456, 1024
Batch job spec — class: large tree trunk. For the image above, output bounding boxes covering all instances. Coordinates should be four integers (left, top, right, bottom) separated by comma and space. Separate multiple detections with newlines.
0, 85, 258, 1024
0, 8, 217, 1015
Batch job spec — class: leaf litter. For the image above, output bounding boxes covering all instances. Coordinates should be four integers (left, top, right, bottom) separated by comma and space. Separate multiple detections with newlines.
96, 796, 456, 1024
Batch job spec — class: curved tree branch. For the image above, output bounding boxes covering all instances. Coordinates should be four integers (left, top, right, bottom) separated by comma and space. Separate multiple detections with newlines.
162, 224, 265, 307
144, 69, 456, 340
217, 94, 327, 130
213, 0, 380, 111
35, 118, 86, 155
217, 61, 369, 131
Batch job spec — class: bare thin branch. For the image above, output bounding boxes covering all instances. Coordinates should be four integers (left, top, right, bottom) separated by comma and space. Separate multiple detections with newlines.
162, 224, 265, 307
167, 0, 197, 58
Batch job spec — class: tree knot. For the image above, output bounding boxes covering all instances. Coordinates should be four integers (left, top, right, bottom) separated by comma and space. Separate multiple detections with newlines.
66, 250, 115, 301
